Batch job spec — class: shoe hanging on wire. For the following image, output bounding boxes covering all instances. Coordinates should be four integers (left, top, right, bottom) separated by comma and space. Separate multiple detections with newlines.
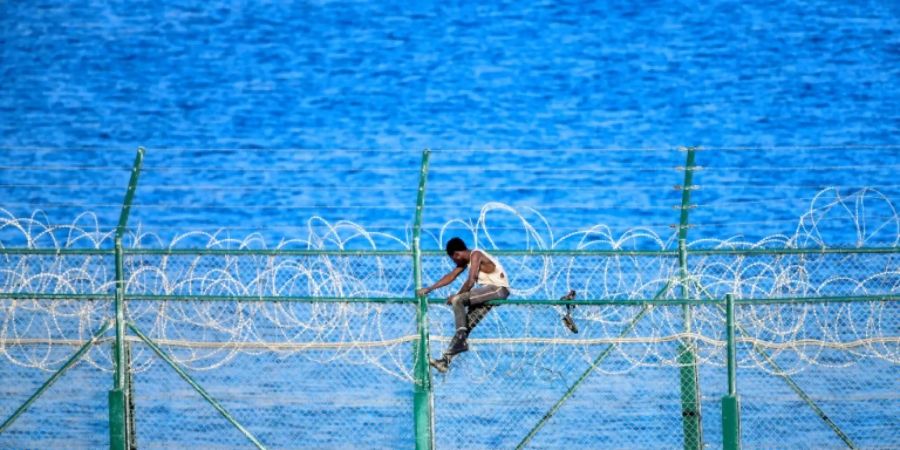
561, 290, 578, 334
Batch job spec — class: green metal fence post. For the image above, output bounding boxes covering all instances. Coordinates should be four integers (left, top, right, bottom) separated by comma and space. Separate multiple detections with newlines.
722, 294, 741, 450
110, 147, 144, 450
412, 149, 433, 450
110, 237, 128, 450
676, 147, 703, 450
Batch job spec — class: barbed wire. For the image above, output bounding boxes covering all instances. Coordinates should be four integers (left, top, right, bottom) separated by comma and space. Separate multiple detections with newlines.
1, 142, 898, 383
1, 187, 898, 378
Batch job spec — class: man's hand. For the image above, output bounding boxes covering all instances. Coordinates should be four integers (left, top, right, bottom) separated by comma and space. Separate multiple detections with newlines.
446, 295, 453, 305
416, 287, 430, 297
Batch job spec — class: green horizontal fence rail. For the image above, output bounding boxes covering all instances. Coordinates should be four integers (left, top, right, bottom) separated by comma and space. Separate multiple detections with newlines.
4, 247, 899, 256
2, 291, 897, 306
1, 147, 898, 449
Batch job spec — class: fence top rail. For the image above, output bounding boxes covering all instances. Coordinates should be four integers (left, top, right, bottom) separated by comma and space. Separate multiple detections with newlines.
0, 292, 897, 306
1, 247, 900, 256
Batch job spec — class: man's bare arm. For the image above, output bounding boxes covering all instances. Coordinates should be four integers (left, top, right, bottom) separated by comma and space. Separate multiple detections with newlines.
416, 266, 465, 297
456, 251, 482, 296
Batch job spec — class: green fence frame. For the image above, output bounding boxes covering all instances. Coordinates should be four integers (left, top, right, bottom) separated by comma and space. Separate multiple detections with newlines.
413, 150, 434, 450
676, 147, 703, 449
0, 147, 897, 449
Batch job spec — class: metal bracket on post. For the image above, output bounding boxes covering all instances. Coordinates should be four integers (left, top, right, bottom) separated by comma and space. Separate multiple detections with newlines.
110, 147, 144, 450
722, 294, 741, 450
676, 146, 703, 450
412, 149, 433, 450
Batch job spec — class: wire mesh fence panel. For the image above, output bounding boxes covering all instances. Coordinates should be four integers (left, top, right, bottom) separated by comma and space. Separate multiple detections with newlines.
521, 345, 690, 450
0, 344, 111, 448
691, 252, 900, 300
124, 253, 415, 298
0, 249, 898, 449
731, 301, 898, 374
733, 300, 900, 450
430, 304, 702, 449
0, 297, 114, 369
130, 343, 417, 449
737, 361, 846, 449
130, 345, 257, 450
2, 147, 900, 448
769, 355, 900, 450
0, 253, 114, 295
127, 299, 418, 449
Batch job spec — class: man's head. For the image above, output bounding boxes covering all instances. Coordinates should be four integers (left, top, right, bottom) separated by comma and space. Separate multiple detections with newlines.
445, 237, 469, 266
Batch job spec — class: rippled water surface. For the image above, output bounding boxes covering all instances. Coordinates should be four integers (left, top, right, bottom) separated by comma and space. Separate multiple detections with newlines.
1, 0, 898, 150
1, 1, 898, 449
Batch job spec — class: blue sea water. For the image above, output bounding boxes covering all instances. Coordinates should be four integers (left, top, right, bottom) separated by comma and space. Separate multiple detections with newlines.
1, 0, 899, 449
1, 0, 899, 247
1, 0, 899, 150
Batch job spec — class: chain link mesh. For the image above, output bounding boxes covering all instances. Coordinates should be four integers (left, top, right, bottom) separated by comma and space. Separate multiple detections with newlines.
1, 248, 898, 448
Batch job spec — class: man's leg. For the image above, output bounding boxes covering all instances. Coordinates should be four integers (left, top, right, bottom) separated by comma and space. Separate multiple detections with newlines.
450, 285, 509, 329
441, 305, 491, 359
446, 285, 510, 355
432, 286, 511, 372
467, 285, 510, 309
430, 304, 496, 373
465, 304, 493, 333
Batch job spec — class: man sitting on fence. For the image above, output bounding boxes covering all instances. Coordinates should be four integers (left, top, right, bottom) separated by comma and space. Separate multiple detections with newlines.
416, 237, 511, 373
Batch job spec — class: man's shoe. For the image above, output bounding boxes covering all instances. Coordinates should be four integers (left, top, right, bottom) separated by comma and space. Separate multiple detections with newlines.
447, 331, 469, 356
563, 315, 579, 334
429, 357, 449, 373
561, 290, 578, 333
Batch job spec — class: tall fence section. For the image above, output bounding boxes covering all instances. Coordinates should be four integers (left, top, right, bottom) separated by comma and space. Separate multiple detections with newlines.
0, 148, 898, 449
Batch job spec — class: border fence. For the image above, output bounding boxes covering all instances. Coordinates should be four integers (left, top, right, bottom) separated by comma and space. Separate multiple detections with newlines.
1, 147, 898, 449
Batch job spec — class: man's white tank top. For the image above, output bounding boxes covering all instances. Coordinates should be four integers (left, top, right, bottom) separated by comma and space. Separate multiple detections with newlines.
473, 249, 510, 288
